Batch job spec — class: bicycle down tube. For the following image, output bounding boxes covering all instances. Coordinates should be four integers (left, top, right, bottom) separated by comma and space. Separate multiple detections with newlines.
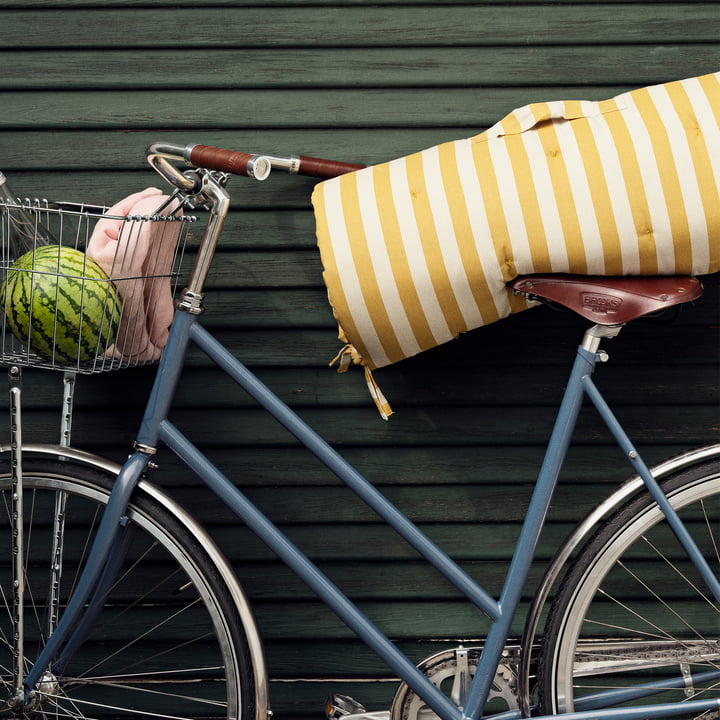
16, 156, 719, 720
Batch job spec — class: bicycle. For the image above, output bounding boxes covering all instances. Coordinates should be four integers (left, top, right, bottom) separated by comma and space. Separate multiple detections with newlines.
0, 142, 718, 720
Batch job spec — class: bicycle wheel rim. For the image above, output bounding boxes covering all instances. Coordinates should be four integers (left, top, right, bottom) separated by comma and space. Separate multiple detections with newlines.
0, 460, 249, 719
543, 464, 720, 717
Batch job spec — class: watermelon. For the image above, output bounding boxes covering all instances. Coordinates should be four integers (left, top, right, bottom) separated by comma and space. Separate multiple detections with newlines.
0, 245, 122, 364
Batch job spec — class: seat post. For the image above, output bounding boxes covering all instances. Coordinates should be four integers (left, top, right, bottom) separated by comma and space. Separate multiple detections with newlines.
581, 323, 624, 354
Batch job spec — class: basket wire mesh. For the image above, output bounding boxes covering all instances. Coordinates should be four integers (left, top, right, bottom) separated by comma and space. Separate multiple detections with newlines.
0, 194, 195, 373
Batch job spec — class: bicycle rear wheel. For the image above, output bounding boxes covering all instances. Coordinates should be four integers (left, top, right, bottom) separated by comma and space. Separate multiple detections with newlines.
539, 458, 720, 719
0, 457, 255, 719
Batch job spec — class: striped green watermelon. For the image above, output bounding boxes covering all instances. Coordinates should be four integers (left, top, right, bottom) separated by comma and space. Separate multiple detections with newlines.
0, 245, 122, 364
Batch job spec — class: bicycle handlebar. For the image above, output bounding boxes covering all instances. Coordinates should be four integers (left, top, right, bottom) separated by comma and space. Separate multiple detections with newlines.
188, 144, 366, 179
146, 141, 365, 189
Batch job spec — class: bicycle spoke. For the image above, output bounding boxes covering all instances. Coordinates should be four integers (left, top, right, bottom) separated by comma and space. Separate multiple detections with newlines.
540, 463, 720, 719
637, 538, 720, 613
2, 462, 252, 718
701, 498, 720, 564
43, 690, 203, 720
48, 671, 230, 711
77, 598, 207, 680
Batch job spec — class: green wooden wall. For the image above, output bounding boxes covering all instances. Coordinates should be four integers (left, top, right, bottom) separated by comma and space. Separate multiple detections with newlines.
1, 2, 718, 718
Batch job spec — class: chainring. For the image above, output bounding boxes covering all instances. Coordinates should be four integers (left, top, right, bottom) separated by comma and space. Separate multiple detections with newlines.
390, 647, 520, 720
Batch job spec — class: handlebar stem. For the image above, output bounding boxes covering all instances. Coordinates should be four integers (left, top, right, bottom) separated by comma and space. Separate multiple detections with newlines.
177, 173, 231, 311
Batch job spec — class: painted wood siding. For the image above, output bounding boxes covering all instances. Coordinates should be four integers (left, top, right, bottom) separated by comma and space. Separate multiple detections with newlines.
1, 2, 718, 718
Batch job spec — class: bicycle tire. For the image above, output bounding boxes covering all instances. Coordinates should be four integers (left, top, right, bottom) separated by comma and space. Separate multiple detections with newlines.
0, 457, 255, 719
538, 458, 720, 718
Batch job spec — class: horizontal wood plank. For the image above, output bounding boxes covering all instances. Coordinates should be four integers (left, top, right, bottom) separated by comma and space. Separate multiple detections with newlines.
2, 6, 719, 48
0, 87, 635, 131
138, 444, 717, 489
9, 439, 694, 489
0, 0, 712, 6
245, 598, 572, 640
0, 129, 483, 172
0, 0, 712, 5
1, 46, 716, 90
227, 556, 698, 601
6, 404, 717, 449
6, 356, 716, 411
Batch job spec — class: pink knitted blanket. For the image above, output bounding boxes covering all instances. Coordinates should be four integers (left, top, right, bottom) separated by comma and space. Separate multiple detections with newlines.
87, 187, 182, 362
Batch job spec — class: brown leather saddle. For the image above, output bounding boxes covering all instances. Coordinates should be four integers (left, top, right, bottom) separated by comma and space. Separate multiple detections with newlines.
508, 274, 704, 325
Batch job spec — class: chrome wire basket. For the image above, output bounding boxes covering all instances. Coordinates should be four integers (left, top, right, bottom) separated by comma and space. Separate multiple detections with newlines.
0, 192, 196, 373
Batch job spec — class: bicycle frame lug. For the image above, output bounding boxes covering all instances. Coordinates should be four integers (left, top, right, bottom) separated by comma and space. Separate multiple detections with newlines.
132, 441, 157, 456
177, 288, 205, 315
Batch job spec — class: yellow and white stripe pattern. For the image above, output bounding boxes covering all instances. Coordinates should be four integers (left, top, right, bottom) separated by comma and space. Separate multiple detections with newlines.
313, 73, 720, 382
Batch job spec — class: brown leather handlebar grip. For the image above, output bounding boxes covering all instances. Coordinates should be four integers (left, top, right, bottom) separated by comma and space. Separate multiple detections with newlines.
297, 155, 366, 178
188, 144, 366, 179
188, 145, 255, 176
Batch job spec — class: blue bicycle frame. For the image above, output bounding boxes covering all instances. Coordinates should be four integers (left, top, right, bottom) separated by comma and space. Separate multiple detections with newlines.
22, 303, 720, 720
20, 166, 720, 718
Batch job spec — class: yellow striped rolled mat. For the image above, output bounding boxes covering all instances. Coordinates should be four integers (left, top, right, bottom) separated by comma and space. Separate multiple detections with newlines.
313, 73, 720, 417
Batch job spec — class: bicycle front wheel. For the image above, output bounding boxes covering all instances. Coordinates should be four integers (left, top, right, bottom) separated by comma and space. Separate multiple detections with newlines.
539, 458, 720, 718
0, 457, 255, 719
